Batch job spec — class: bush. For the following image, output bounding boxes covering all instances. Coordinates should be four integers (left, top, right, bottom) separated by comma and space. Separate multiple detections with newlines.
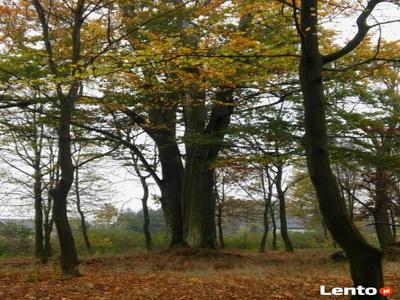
224, 229, 335, 251
0, 223, 34, 257
71, 226, 171, 256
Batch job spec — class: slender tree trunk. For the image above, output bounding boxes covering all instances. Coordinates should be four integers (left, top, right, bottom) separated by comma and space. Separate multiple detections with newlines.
74, 167, 92, 254
43, 148, 56, 262
51, 98, 79, 276
216, 202, 225, 249
259, 208, 269, 253
43, 217, 53, 261
275, 164, 294, 252
259, 169, 272, 253
374, 167, 394, 250
270, 204, 277, 250
34, 168, 44, 263
299, 1, 384, 297
390, 209, 396, 242
139, 176, 152, 252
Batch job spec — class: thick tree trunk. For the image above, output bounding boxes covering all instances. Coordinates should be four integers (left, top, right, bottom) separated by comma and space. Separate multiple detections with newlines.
51, 98, 79, 276
182, 90, 233, 248
299, 1, 384, 297
374, 209, 393, 251
183, 153, 217, 248
155, 136, 185, 247
275, 164, 294, 252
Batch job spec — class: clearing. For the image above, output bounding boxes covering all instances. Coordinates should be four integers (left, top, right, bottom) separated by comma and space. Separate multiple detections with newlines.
0, 249, 398, 300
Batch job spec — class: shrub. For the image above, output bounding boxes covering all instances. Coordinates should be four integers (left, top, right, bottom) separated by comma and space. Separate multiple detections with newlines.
0, 222, 34, 256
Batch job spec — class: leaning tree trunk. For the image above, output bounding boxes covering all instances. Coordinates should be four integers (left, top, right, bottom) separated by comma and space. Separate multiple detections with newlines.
299, 1, 384, 297
275, 164, 293, 252
51, 97, 79, 276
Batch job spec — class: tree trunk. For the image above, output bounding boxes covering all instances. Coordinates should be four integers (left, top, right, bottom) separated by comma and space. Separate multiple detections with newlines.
374, 167, 393, 250
216, 202, 225, 249
182, 90, 233, 248
259, 208, 269, 253
299, 1, 384, 297
51, 97, 79, 276
183, 153, 217, 248
43, 151, 56, 263
270, 204, 277, 250
34, 168, 44, 263
155, 134, 185, 247
74, 167, 92, 254
390, 209, 396, 242
275, 164, 294, 252
140, 176, 152, 252
43, 217, 53, 261
259, 169, 272, 253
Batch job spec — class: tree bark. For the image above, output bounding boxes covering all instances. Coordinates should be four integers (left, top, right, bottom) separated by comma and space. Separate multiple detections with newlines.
183, 153, 217, 248
259, 169, 273, 253
217, 203, 225, 249
299, 1, 384, 297
34, 167, 44, 263
51, 97, 80, 276
275, 164, 294, 252
154, 132, 185, 247
270, 203, 277, 250
141, 181, 152, 252
390, 209, 396, 242
182, 90, 233, 248
259, 208, 269, 253
43, 216, 53, 261
74, 166, 92, 254
374, 167, 394, 250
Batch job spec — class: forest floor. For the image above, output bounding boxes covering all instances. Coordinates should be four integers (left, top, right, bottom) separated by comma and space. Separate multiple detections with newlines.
0, 249, 399, 300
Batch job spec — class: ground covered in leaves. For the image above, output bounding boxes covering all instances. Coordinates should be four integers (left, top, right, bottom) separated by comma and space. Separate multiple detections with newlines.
0, 249, 399, 299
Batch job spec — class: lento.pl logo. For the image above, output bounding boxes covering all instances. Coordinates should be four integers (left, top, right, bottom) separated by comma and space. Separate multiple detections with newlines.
320, 285, 394, 297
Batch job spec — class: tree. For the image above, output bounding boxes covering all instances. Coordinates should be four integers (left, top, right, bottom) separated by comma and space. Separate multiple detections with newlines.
295, 0, 399, 295
330, 58, 400, 251
0, 104, 57, 263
